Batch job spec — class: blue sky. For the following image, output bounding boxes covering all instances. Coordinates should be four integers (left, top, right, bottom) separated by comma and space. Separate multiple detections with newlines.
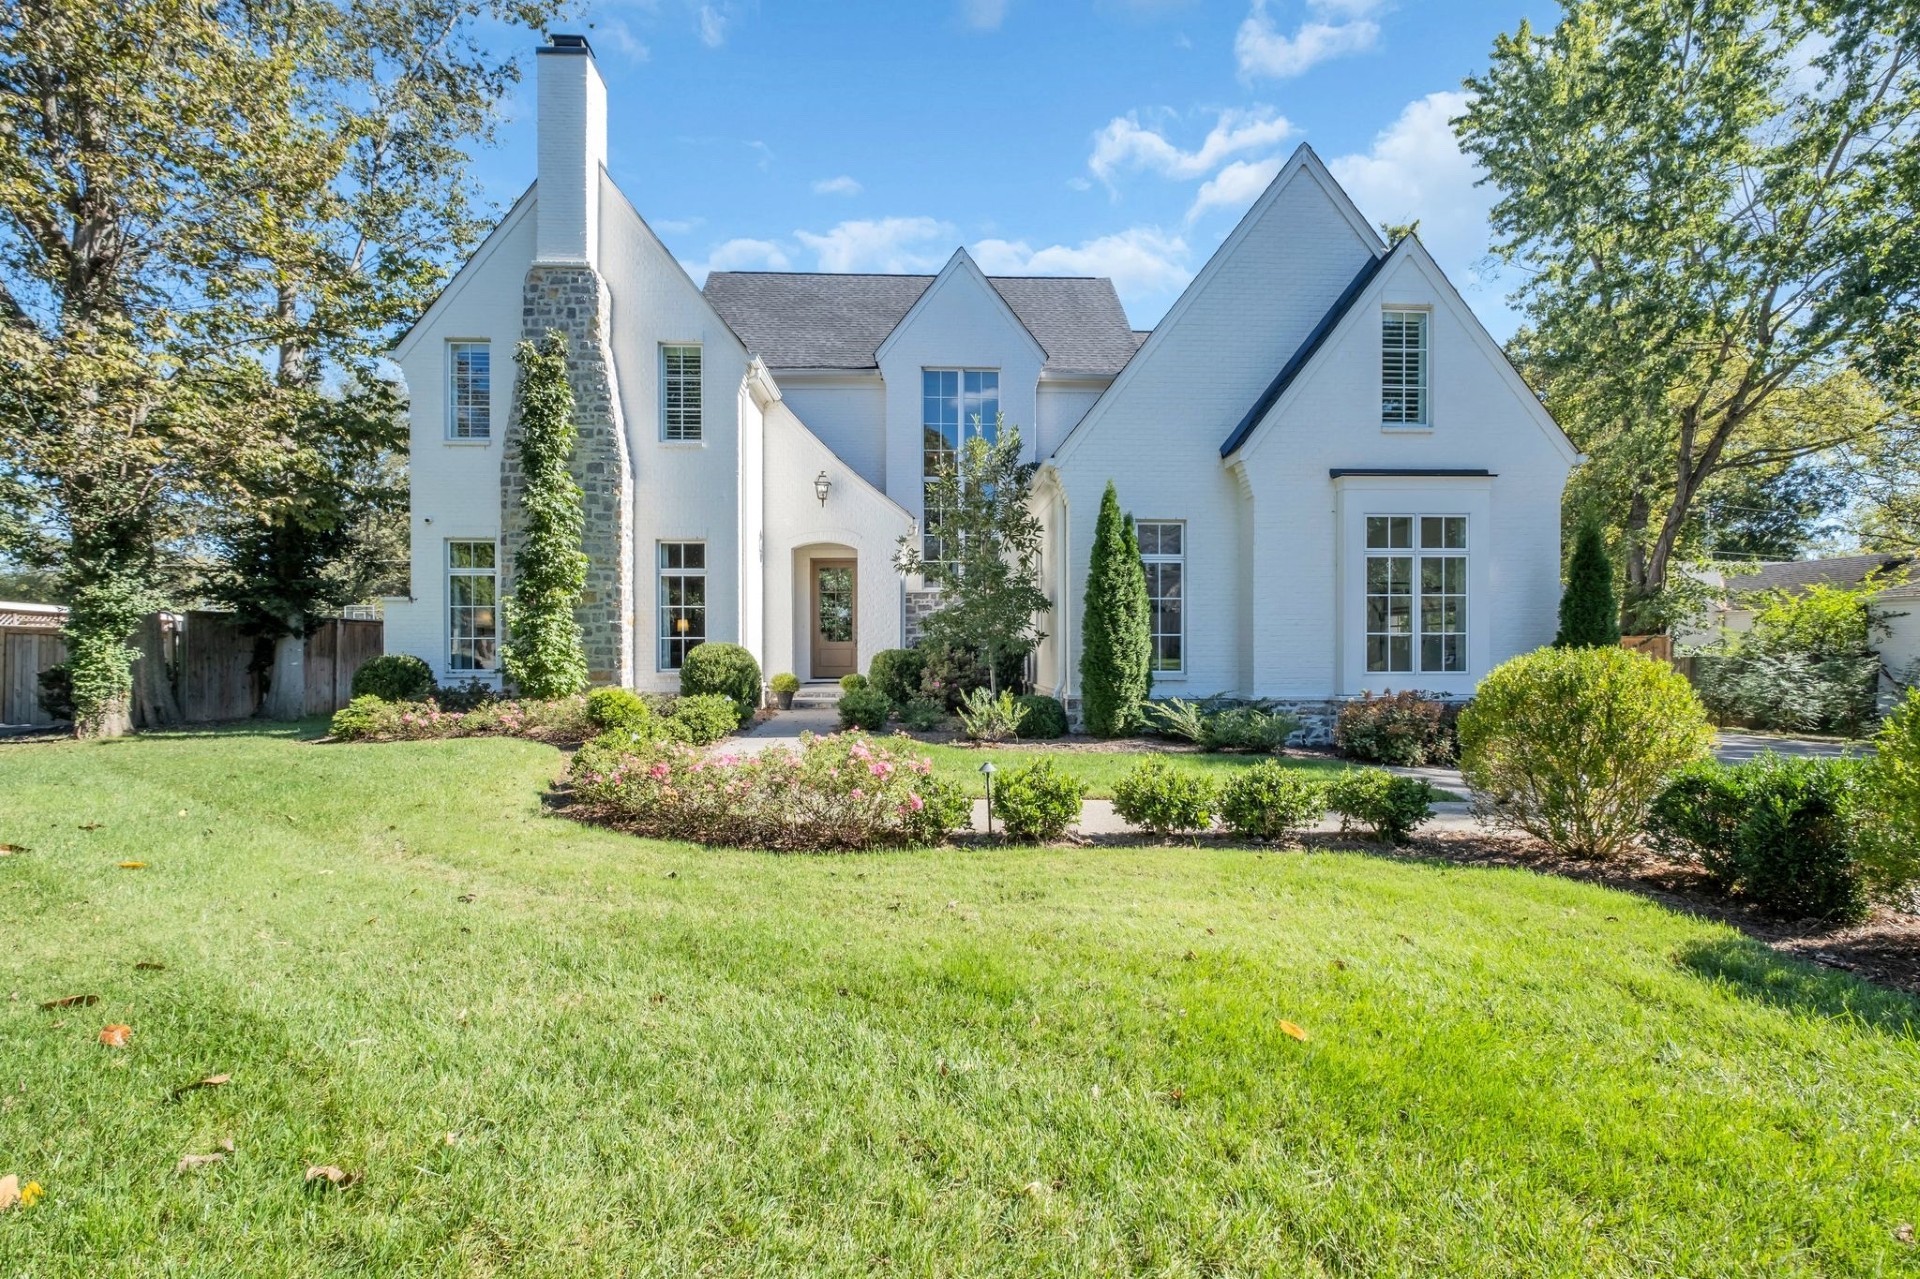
468, 1, 1557, 338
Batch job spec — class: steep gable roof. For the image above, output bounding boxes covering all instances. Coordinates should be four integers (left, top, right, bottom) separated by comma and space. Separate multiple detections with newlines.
1217, 246, 1393, 457
703, 268, 1137, 375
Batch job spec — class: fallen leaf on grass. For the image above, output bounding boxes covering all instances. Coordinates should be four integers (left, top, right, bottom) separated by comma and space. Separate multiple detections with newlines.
0, 1175, 40, 1211
0, 844, 27, 855
134, 961, 166, 972
39, 993, 98, 1010
78, 822, 102, 831
118, 861, 147, 870
168, 1073, 230, 1101
1278, 1020, 1310, 1043
98, 1023, 132, 1048
1897, 1223, 1915, 1245
455, 893, 475, 903
176, 1153, 224, 1172
304, 1165, 360, 1190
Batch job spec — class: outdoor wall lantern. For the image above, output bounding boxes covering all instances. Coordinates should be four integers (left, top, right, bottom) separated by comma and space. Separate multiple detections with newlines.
814, 470, 832, 507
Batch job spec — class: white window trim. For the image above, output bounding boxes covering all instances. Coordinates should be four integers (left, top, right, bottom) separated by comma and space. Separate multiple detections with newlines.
657, 540, 708, 672
1363, 513, 1468, 677
660, 343, 703, 444
446, 538, 499, 675
1137, 519, 1186, 679
1381, 308, 1431, 430
919, 367, 1001, 575
446, 340, 492, 442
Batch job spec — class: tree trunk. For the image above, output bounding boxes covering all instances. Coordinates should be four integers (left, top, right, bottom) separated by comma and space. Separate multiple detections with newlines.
79, 697, 134, 739
131, 613, 181, 729
261, 624, 307, 720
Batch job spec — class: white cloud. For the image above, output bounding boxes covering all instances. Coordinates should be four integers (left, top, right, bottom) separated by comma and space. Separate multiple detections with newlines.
696, 3, 729, 47
795, 218, 956, 273
811, 175, 864, 197
1327, 91, 1485, 257
972, 227, 1191, 300
1186, 155, 1283, 222
703, 238, 792, 272
1089, 105, 1295, 186
961, 0, 1009, 30
653, 216, 705, 235
1235, 0, 1381, 79
598, 19, 651, 62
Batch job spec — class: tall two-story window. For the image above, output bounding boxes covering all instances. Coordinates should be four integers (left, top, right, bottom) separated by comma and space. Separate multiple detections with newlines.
1365, 515, 1466, 674
661, 344, 702, 441
447, 540, 498, 672
921, 369, 999, 567
658, 541, 706, 670
1381, 310, 1428, 425
448, 342, 491, 439
1137, 521, 1185, 674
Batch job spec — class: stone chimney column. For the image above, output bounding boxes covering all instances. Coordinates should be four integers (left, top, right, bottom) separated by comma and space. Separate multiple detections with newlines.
501, 35, 634, 687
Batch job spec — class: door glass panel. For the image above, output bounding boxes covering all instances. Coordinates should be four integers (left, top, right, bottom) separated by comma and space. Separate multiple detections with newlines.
817, 567, 853, 643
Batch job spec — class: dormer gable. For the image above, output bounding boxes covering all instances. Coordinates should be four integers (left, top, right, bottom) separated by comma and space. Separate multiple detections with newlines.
874, 248, 1049, 369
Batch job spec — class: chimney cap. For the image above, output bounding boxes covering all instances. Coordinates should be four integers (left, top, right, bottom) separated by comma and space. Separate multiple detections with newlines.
541, 32, 594, 55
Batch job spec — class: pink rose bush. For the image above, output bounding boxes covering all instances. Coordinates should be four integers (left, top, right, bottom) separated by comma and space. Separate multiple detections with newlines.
568, 731, 970, 851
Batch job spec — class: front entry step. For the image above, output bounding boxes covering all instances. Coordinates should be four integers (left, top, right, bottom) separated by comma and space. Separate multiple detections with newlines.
788, 682, 842, 711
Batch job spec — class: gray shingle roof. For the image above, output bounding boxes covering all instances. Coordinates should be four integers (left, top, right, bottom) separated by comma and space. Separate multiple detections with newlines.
701, 271, 1138, 375
1722, 553, 1912, 597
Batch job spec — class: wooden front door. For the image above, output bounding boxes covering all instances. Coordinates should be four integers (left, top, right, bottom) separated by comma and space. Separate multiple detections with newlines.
809, 561, 857, 680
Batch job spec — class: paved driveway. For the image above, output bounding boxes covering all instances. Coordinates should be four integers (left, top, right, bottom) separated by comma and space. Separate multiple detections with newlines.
1711, 731, 1870, 762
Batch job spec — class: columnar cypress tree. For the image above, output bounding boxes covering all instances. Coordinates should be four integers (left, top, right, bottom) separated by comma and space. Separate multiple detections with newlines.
1080, 481, 1152, 736
501, 331, 589, 698
1555, 518, 1622, 647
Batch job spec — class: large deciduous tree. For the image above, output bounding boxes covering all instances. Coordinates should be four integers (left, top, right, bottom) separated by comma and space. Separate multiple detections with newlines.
894, 419, 1051, 695
1459, 0, 1920, 629
0, 0, 555, 734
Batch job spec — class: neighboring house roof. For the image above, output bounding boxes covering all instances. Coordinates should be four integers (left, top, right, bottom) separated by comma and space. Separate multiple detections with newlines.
702, 271, 1139, 375
1721, 553, 1913, 599
1218, 248, 1391, 458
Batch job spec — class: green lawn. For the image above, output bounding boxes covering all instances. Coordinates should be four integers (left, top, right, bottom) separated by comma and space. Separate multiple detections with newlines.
1, 726, 1916, 1276
915, 741, 1358, 798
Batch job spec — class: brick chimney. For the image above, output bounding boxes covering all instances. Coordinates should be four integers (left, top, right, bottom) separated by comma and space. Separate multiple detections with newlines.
535, 33, 606, 266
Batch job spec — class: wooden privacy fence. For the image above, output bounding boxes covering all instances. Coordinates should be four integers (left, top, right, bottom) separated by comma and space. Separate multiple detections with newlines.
131, 611, 384, 728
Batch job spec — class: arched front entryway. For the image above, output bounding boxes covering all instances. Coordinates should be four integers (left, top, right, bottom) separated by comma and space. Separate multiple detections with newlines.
791, 542, 860, 683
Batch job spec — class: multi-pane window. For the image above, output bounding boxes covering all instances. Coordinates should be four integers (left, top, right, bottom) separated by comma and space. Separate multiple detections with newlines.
449, 342, 491, 439
447, 540, 498, 672
1137, 521, 1185, 674
1365, 515, 1466, 674
658, 541, 707, 670
1381, 310, 1429, 425
662, 344, 702, 441
921, 369, 999, 568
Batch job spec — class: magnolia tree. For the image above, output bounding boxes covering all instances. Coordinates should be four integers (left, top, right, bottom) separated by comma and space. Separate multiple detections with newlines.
894, 419, 1049, 695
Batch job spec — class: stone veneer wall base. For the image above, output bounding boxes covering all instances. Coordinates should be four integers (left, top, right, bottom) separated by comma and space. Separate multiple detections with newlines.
501, 264, 635, 687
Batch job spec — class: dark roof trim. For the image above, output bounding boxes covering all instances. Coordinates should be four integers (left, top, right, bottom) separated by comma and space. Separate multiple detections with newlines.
540, 34, 594, 55
1219, 249, 1391, 459
1329, 468, 1496, 478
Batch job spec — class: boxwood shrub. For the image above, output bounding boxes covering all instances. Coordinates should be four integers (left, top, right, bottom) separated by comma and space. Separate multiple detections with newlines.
350, 654, 434, 703
1013, 694, 1068, 740
679, 643, 762, 722
1220, 762, 1325, 843
993, 758, 1087, 843
1112, 758, 1217, 836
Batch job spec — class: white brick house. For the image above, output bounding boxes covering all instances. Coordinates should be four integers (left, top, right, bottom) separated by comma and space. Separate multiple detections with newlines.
383, 35, 1577, 720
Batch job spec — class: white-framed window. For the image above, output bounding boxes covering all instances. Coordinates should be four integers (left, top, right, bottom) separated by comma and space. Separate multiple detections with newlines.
448, 342, 491, 439
1365, 515, 1466, 674
921, 368, 999, 568
658, 541, 707, 670
661, 344, 702, 441
1382, 310, 1429, 426
1137, 520, 1185, 675
447, 540, 498, 672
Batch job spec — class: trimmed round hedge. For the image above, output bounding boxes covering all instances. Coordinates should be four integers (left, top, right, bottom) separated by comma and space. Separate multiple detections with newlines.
351, 654, 434, 703
1013, 694, 1068, 740
679, 643, 762, 722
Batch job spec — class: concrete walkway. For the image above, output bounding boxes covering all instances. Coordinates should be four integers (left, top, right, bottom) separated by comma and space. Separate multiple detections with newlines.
970, 796, 1482, 837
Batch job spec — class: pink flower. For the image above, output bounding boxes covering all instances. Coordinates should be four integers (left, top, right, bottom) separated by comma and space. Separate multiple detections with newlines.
648, 762, 671, 781
869, 761, 892, 778
907, 792, 924, 811
851, 788, 865, 799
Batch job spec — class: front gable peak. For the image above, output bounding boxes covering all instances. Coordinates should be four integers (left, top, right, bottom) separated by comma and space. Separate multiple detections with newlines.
873, 247, 1048, 368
